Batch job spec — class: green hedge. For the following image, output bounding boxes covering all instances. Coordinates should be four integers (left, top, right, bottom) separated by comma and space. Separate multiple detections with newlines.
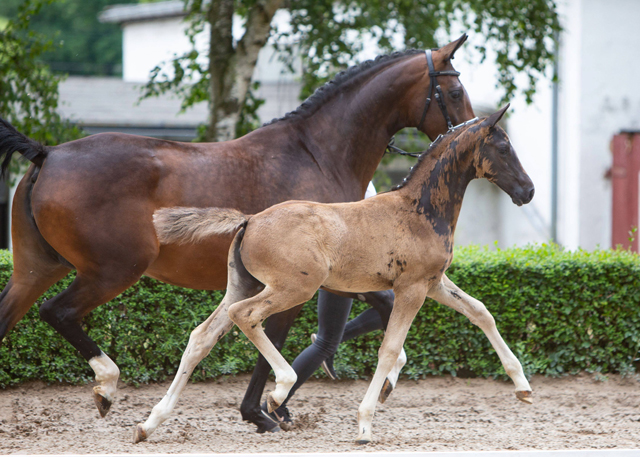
1, 244, 639, 388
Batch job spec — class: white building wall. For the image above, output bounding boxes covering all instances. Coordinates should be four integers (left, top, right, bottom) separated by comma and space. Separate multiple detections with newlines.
572, 0, 640, 249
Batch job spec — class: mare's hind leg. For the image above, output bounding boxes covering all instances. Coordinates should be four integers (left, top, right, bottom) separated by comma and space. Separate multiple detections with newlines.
38, 262, 152, 417
0, 170, 71, 341
428, 274, 532, 402
240, 304, 304, 433
229, 286, 317, 412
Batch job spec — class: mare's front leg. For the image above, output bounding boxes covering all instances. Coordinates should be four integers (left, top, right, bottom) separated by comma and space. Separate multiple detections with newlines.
229, 286, 316, 412
356, 283, 428, 444
428, 274, 532, 402
240, 304, 304, 433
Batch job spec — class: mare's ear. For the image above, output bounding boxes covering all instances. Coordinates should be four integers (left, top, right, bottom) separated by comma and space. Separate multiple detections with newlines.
483, 104, 510, 128
439, 34, 468, 60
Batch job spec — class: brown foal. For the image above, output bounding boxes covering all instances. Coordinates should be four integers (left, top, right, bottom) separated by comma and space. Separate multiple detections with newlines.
146, 105, 535, 443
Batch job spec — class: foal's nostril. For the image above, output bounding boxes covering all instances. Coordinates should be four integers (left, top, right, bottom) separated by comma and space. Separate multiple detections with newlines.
528, 188, 535, 201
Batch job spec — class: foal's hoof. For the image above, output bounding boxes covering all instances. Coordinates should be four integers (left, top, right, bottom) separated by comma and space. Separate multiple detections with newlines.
516, 390, 533, 404
133, 424, 148, 443
92, 389, 112, 418
266, 392, 280, 413
355, 439, 371, 445
378, 378, 394, 404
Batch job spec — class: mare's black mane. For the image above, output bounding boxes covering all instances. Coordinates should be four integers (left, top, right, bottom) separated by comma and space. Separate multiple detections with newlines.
263, 49, 424, 127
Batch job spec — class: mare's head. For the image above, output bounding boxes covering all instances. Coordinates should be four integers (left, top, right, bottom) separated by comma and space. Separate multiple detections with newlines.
470, 105, 534, 206
412, 35, 476, 139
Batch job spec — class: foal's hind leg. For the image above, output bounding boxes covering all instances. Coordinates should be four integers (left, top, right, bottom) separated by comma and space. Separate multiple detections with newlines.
240, 304, 304, 433
428, 274, 532, 402
229, 286, 317, 412
135, 229, 264, 442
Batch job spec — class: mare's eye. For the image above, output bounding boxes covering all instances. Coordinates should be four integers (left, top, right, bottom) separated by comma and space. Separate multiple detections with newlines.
449, 90, 462, 100
499, 145, 510, 155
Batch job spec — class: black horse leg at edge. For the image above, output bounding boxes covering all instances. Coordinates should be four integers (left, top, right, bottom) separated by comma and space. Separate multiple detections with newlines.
239, 289, 395, 433
240, 303, 304, 433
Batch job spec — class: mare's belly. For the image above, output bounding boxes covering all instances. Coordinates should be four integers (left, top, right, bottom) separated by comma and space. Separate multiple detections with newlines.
145, 233, 235, 290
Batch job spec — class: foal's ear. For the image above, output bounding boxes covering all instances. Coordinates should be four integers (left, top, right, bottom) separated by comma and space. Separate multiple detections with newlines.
439, 34, 468, 61
483, 104, 510, 128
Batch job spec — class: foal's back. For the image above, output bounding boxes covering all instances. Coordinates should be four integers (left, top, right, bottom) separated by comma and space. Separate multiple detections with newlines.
239, 193, 440, 294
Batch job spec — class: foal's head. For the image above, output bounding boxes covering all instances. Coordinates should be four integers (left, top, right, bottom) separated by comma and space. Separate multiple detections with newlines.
472, 105, 535, 206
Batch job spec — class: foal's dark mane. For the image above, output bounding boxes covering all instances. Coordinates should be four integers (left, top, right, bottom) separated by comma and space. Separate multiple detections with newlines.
263, 49, 424, 127
392, 117, 483, 191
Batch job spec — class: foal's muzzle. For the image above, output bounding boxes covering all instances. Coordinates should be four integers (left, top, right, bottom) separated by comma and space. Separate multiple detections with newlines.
512, 186, 535, 207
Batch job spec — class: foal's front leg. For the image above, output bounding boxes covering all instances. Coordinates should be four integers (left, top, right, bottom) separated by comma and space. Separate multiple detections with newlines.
356, 283, 427, 444
428, 274, 532, 402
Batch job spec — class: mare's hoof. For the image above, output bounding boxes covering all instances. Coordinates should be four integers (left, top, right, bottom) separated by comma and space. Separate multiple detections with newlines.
266, 392, 280, 413
133, 424, 147, 443
516, 390, 533, 404
378, 378, 394, 404
355, 439, 371, 445
261, 424, 281, 433
92, 389, 112, 418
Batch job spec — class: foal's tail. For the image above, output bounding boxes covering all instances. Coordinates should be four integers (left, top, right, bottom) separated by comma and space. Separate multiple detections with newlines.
0, 117, 47, 178
153, 207, 248, 245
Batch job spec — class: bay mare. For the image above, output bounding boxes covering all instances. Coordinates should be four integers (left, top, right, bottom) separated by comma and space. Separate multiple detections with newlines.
146, 106, 535, 443
0, 37, 475, 431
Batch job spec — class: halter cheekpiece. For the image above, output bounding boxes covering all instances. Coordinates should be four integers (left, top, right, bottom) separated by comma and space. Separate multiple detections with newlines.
386, 49, 461, 158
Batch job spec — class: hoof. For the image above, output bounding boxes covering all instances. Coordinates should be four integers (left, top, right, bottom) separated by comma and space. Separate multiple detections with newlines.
279, 421, 293, 432
516, 390, 533, 404
92, 389, 112, 418
355, 439, 370, 445
133, 424, 148, 443
379, 378, 394, 404
266, 392, 280, 413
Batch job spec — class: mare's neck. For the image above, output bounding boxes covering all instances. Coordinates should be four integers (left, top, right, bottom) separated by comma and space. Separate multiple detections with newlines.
399, 134, 477, 240
291, 54, 427, 198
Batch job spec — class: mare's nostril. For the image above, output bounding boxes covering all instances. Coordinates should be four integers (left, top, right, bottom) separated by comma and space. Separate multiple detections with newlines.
528, 188, 535, 201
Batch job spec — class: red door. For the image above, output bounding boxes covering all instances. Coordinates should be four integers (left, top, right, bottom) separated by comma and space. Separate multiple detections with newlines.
611, 132, 640, 251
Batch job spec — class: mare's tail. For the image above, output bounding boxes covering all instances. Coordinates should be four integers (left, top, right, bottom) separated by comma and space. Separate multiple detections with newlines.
153, 207, 248, 245
0, 117, 47, 177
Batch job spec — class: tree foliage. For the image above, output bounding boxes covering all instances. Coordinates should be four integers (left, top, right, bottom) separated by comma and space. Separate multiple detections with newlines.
0, 0, 136, 76
141, 0, 561, 140
0, 0, 82, 167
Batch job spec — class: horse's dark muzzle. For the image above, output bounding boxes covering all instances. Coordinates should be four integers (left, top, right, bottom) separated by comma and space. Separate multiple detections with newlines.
512, 186, 535, 206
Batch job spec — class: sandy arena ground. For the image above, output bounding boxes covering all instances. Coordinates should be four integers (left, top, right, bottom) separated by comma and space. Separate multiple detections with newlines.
1, 373, 639, 454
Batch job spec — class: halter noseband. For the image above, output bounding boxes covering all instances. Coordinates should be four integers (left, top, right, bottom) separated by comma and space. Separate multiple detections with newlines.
386, 49, 461, 158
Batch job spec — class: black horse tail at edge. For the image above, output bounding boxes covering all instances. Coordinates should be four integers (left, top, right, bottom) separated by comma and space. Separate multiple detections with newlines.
0, 117, 47, 179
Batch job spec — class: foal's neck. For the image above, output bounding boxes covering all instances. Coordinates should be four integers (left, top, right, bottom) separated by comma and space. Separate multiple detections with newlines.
292, 54, 428, 197
399, 132, 478, 239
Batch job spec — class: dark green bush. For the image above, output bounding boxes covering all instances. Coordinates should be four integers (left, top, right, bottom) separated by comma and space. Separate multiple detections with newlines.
1, 244, 639, 388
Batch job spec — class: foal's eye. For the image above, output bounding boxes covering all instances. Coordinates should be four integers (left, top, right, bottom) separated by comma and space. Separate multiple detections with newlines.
449, 90, 462, 100
499, 146, 510, 156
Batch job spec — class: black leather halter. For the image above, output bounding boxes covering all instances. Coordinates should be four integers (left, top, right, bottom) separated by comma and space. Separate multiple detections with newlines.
385, 49, 461, 158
